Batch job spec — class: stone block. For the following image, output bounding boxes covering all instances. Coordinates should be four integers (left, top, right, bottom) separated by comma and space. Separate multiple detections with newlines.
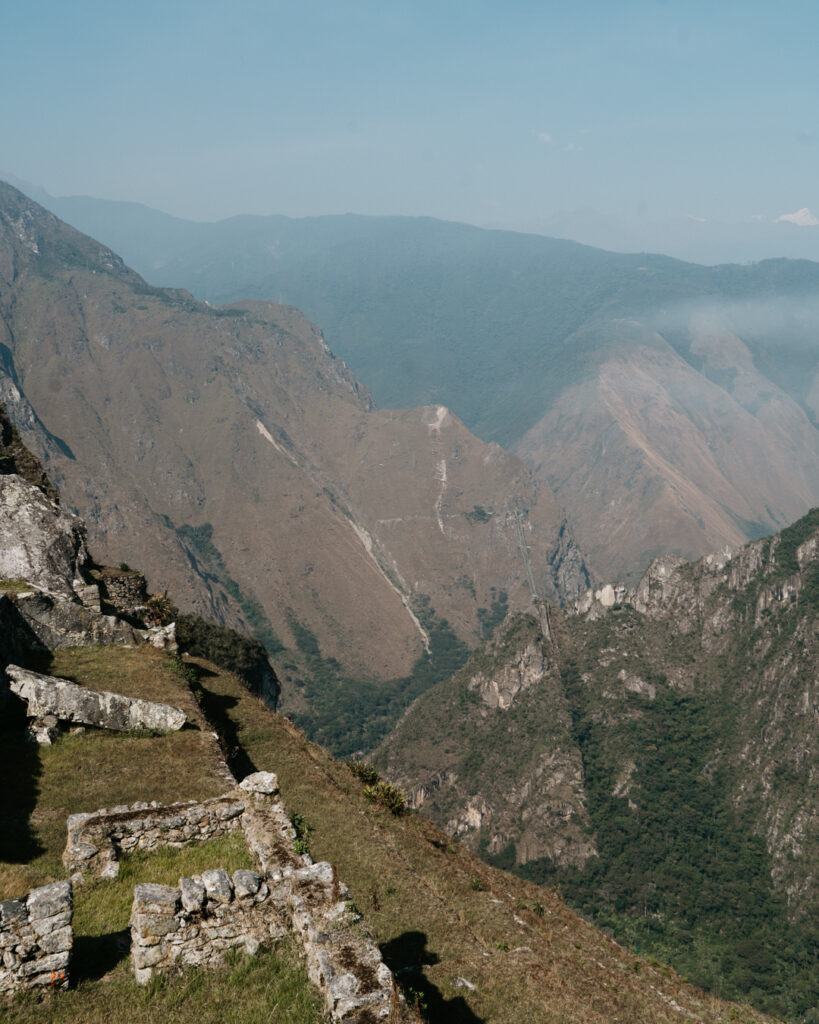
239, 771, 279, 796
37, 926, 73, 955
18, 950, 70, 976
180, 877, 206, 912
201, 869, 233, 903
0, 900, 25, 926
132, 883, 179, 916
232, 870, 262, 899
6, 665, 186, 732
26, 881, 71, 922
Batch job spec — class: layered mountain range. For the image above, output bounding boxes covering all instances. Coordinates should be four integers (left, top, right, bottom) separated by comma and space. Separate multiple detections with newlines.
1, 179, 816, 1019
0, 182, 587, 746
15, 183, 819, 580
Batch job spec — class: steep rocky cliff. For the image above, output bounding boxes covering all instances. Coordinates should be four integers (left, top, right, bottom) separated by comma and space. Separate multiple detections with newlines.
377, 510, 819, 1018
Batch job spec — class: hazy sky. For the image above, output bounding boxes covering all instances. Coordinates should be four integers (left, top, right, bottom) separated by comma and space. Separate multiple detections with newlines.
3, 0, 819, 230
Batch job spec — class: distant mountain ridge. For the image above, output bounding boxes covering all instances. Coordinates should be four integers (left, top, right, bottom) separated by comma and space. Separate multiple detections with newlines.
0, 181, 587, 749
14, 180, 819, 582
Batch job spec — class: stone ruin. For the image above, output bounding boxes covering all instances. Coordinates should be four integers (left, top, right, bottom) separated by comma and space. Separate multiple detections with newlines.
0, 882, 72, 995
6, 664, 187, 745
130, 868, 286, 983
64, 793, 247, 881
55, 772, 400, 1021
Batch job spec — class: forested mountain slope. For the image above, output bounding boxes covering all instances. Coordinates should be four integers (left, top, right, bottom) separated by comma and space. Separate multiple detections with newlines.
377, 511, 819, 1020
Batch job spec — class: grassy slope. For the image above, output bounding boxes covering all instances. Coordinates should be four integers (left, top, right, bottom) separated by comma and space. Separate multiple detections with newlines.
194, 654, 777, 1024
0, 644, 776, 1023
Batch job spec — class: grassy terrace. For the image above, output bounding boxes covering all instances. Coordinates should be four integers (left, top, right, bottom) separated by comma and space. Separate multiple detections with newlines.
0, 644, 776, 1024
0, 646, 322, 1024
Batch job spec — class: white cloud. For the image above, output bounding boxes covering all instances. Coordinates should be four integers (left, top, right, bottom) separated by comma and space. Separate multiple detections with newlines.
537, 131, 552, 144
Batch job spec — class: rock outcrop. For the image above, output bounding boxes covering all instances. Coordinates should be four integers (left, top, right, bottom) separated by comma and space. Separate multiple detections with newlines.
7, 665, 186, 739
0, 475, 87, 598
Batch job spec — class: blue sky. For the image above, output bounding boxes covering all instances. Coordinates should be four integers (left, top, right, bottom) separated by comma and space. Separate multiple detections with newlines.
2, 0, 818, 233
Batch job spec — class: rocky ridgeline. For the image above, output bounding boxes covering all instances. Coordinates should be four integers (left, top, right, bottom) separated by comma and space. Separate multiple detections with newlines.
0, 882, 72, 994
570, 519, 819, 631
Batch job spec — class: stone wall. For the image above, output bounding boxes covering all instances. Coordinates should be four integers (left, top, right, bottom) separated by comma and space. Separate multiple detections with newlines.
60, 773, 400, 1020
64, 794, 246, 881
0, 881, 72, 994
130, 869, 286, 984
96, 571, 148, 617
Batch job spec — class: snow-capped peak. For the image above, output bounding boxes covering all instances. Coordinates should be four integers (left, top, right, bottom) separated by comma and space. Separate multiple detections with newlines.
776, 207, 819, 227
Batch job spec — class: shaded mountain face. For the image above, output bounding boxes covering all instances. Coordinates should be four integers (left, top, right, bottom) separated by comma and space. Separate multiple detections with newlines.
0, 183, 587, 733
26, 186, 819, 581
376, 509, 819, 1019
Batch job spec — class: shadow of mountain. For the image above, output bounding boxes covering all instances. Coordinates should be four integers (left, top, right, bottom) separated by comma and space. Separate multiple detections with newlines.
380, 931, 485, 1024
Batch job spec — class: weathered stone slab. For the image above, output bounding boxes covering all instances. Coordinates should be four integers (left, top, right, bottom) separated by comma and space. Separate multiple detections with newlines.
6, 665, 186, 733
8, 590, 138, 650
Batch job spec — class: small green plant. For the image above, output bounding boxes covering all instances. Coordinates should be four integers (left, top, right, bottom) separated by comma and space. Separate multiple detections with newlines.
290, 811, 311, 855
363, 781, 406, 815
146, 591, 176, 626
532, 901, 545, 917
345, 760, 381, 786
469, 875, 484, 892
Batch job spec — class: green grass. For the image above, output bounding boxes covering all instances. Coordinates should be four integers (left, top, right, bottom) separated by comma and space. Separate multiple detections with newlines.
74, 834, 255, 940
5, 938, 322, 1024
0, 578, 34, 593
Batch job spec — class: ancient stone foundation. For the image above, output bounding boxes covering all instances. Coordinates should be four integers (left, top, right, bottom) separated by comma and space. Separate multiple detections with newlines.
0, 881, 72, 994
65, 772, 399, 1020
64, 794, 246, 881
130, 869, 285, 984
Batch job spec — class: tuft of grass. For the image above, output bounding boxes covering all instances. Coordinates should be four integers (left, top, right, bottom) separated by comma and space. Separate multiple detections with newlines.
0, 578, 33, 593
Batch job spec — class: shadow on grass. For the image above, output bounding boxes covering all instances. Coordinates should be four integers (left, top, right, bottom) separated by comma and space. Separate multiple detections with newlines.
72, 929, 130, 982
0, 692, 44, 862
380, 931, 485, 1024
192, 675, 258, 782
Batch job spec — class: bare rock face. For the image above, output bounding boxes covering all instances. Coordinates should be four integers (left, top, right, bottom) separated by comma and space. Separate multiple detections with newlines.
5, 590, 138, 651
6, 665, 187, 735
0, 475, 87, 597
